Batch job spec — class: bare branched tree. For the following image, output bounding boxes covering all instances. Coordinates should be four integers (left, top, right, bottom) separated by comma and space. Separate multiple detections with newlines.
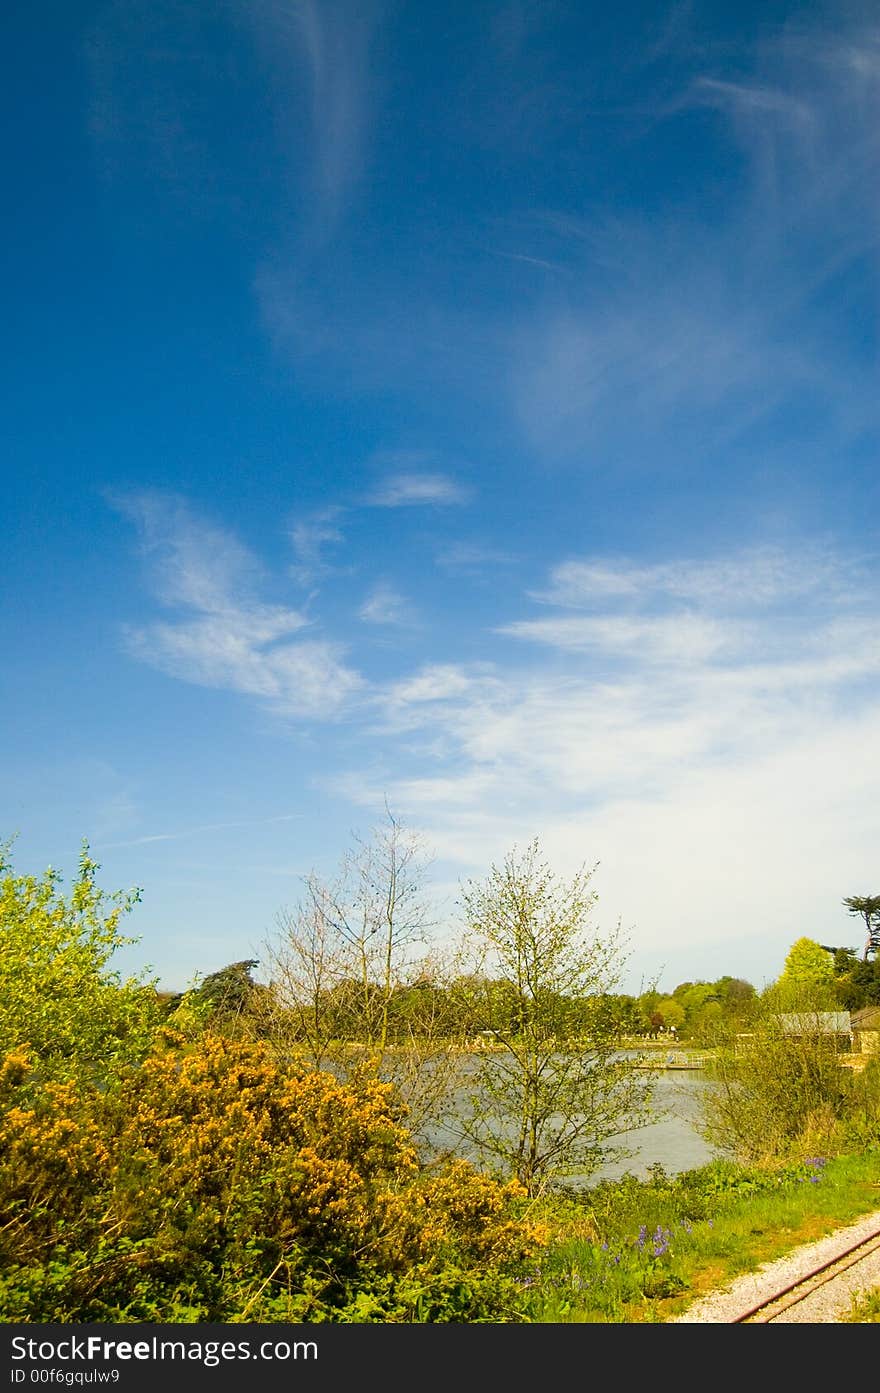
262, 807, 466, 1141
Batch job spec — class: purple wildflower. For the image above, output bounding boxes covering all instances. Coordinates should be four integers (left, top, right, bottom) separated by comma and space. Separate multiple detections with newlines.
652, 1224, 672, 1257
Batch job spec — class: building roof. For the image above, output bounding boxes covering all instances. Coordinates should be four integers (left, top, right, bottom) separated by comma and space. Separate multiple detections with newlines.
851, 1005, 880, 1029
777, 1011, 851, 1035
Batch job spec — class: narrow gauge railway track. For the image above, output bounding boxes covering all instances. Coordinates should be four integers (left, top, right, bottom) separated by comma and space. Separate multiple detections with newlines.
730, 1226, 880, 1323
671, 1209, 880, 1323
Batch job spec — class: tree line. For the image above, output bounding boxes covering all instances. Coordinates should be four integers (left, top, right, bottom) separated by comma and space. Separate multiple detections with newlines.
1, 821, 878, 1323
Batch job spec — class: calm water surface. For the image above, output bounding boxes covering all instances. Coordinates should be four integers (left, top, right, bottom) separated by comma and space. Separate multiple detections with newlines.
419, 1050, 720, 1186
591, 1066, 718, 1184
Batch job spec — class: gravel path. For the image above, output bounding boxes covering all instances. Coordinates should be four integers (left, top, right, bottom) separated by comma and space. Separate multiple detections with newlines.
670, 1209, 880, 1323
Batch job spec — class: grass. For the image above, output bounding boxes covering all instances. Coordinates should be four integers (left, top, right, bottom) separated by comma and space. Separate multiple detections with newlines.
845, 1288, 880, 1322
514, 1148, 880, 1322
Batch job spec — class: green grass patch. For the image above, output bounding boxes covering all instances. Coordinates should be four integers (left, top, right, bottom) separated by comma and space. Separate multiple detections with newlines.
513, 1148, 880, 1322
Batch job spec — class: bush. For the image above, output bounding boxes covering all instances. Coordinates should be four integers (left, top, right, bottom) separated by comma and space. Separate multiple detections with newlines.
698, 990, 875, 1161
0, 843, 159, 1083
0, 1035, 543, 1322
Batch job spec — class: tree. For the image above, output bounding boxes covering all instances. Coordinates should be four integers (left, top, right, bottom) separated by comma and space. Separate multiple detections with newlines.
654, 997, 686, 1032
699, 981, 859, 1162
842, 895, 880, 960
776, 937, 835, 1004
827, 948, 880, 1011
713, 976, 756, 1013
449, 840, 653, 1196
0, 840, 159, 1082
268, 807, 433, 1054
262, 809, 460, 1139
164, 959, 275, 1038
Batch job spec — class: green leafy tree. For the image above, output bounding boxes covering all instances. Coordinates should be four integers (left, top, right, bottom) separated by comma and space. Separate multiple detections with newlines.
713, 976, 756, 1014
654, 997, 685, 1032
636, 987, 663, 1035
162, 959, 278, 1040
450, 840, 653, 1195
842, 895, 880, 960
0, 840, 158, 1081
700, 982, 859, 1161
828, 948, 880, 1010
776, 937, 835, 1005
576, 992, 642, 1041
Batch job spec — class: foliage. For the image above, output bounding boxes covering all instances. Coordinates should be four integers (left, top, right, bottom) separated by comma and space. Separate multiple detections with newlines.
698, 986, 876, 1161
842, 895, 880, 960
845, 1287, 880, 1322
0, 841, 159, 1083
163, 959, 274, 1040
0, 1034, 544, 1322
518, 1149, 880, 1322
776, 937, 835, 1003
267, 808, 434, 1054
654, 997, 685, 1032
830, 950, 880, 1010
450, 840, 653, 1195
600, 977, 756, 1043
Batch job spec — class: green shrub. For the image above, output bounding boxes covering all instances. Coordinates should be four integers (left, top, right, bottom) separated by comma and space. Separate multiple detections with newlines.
0, 1035, 544, 1322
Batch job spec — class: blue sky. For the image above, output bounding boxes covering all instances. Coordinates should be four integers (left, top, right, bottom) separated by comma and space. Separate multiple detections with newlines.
4, 0, 879, 994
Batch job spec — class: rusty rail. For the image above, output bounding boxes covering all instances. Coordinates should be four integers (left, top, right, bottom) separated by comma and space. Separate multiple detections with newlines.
730, 1228, 880, 1323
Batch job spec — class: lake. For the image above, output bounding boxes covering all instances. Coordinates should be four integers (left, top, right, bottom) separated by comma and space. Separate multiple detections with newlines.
590, 1065, 719, 1183
416, 1050, 721, 1186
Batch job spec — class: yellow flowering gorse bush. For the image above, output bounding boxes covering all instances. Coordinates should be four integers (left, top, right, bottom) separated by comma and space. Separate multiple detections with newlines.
0, 1034, 544, 1322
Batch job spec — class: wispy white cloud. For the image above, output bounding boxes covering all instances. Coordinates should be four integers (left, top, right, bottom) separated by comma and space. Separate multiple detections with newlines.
112, 492, 364, 720
690, 76, 815, 127
243, 0, 386, 364
359, 582, 417, 627
110, 494, 880, 974
289, 508, 347, 585
532, 546, 856, 610
386, 663, 498, 708
241, 0, 383, 236
123, 618, 360, 718
109, 489, 266, 614
435, 541, 516, 574
368, 471, 469, 508
500, 612, 733, 664
252, 14, 878, 467
506, 548, 877, 672
331, 539, 880, 972
97, 812, 301, 851
511, 280, 844, 459
511, 24, 880, 458
286, 0, 381, 231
